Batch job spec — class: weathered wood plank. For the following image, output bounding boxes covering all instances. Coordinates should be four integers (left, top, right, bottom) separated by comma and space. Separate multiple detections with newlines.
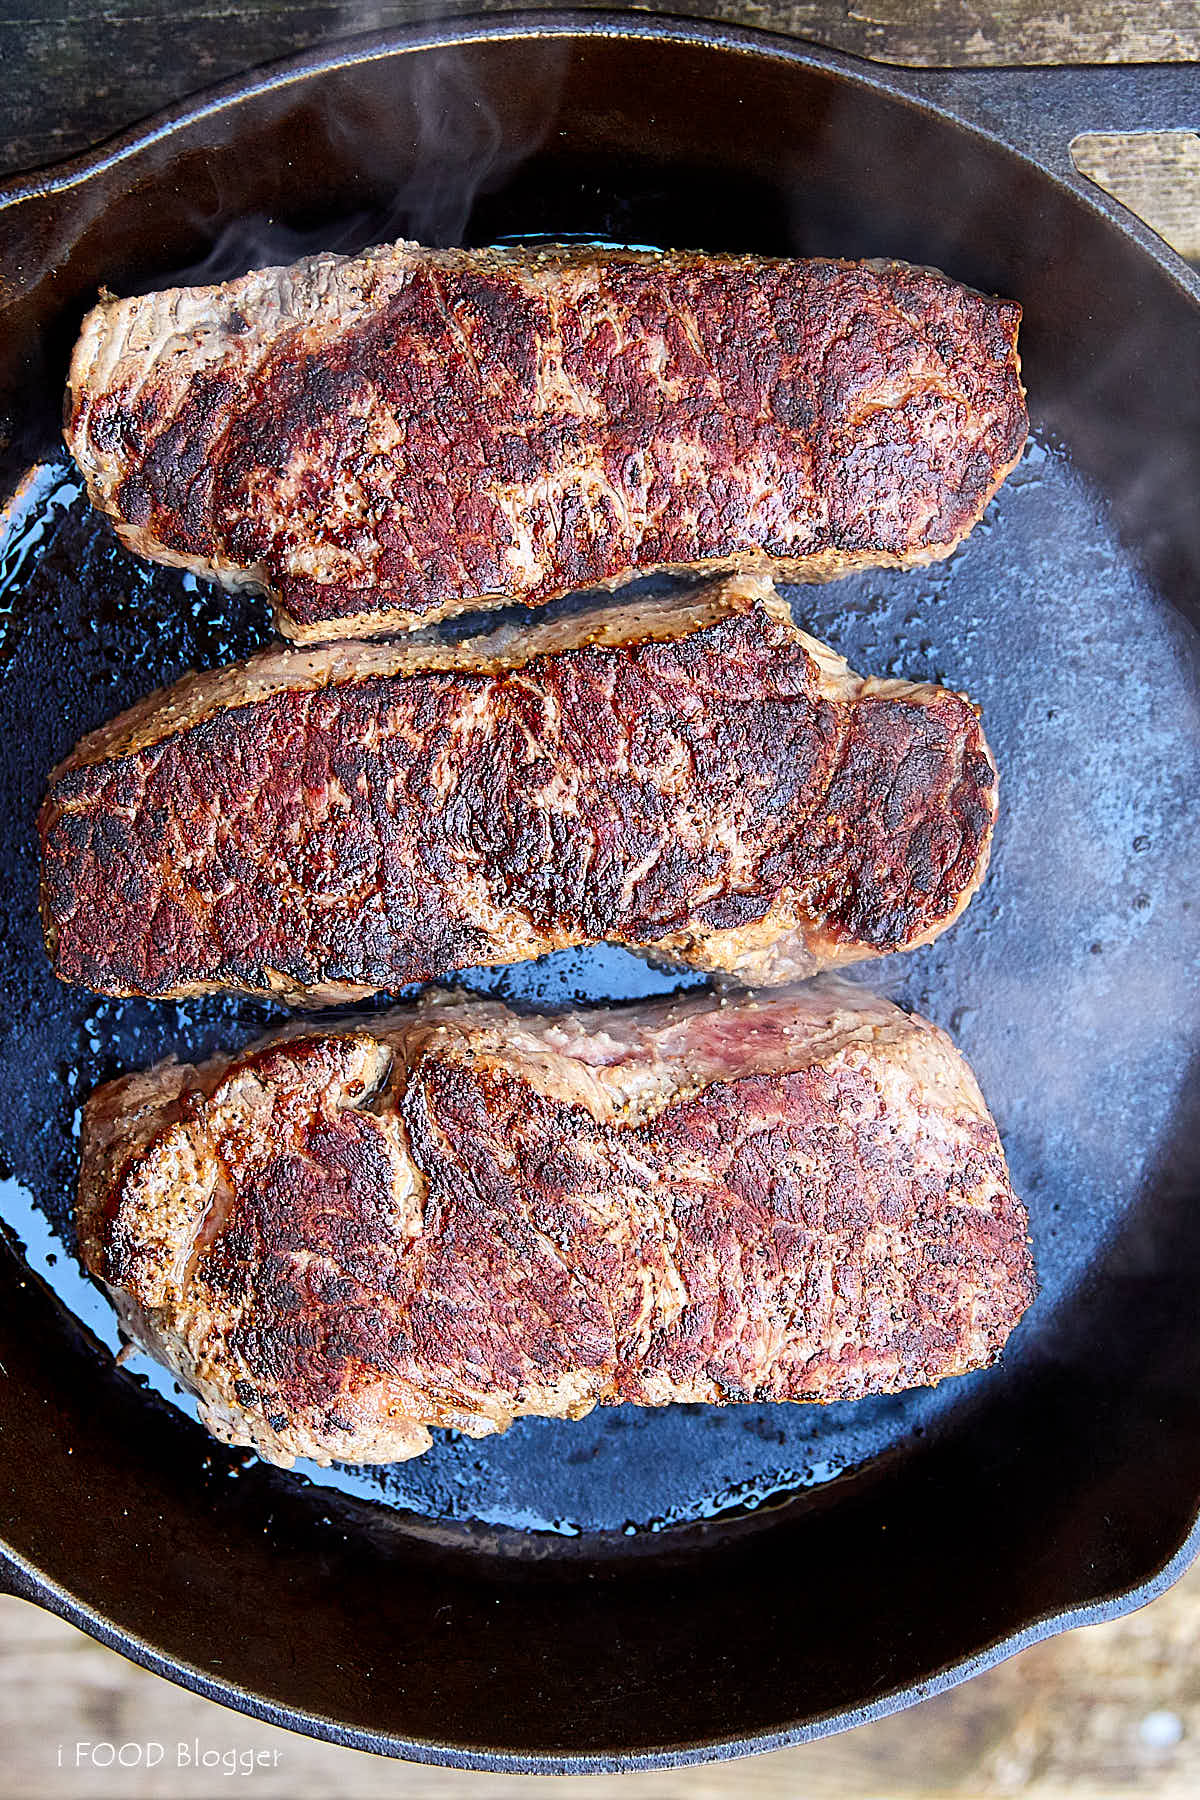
1, 1558, 1198, 1797
2, 0, 1199, 178
1072, 128, 1200, 258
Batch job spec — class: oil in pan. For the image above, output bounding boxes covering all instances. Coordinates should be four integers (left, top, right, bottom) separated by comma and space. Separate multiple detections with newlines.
1, 428, 1198, 1540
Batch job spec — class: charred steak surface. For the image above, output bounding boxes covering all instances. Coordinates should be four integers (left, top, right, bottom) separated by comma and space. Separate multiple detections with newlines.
79, 981, 1035, 1468
39, 576, 997, 1003
66, 243, 1027, 642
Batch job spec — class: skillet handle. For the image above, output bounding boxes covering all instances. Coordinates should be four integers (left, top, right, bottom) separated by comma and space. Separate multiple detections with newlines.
893, 63, 1199, 270
899, 63, 1199, 167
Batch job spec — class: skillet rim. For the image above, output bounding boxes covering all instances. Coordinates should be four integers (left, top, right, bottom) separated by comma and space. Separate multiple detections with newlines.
1, 1520, 1198, 1771
1, 9, 1198, 1768
1, 9, 1198, 312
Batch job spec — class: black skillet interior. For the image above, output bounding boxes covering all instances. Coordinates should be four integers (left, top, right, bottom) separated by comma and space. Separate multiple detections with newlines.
0, 17, 1199, 1768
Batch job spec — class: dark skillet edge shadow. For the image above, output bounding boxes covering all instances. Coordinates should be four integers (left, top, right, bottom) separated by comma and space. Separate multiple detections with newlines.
0, 12, 1199, 1770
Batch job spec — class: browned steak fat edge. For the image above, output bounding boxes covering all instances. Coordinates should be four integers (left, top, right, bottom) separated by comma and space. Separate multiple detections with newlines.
66, 243, 1027, 642
38, 576, 997, 1004
78, 981, 1036, 1468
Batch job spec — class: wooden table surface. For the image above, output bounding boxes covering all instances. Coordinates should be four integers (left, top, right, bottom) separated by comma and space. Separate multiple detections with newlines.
1, 3, 1198, 1795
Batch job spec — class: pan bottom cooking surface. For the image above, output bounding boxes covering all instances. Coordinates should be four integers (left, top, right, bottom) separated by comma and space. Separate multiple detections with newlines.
1, 420, 1198, 1540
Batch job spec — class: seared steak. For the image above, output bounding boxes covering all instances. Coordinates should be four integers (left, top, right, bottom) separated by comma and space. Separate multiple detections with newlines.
66, 243, 1027, 643
40, 576, 997, 1003
79, 980, 1035, 1468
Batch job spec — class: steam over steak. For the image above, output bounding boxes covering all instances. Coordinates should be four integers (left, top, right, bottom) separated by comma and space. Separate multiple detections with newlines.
79, 981, 1035, 1467
66, 242, 1027, 643
40, 576, 997, 1003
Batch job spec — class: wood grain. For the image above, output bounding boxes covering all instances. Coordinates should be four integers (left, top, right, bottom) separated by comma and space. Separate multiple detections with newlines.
1072, 129, 1200, 257
2, 0, 1199, 178
1, 1558, 1198, 1797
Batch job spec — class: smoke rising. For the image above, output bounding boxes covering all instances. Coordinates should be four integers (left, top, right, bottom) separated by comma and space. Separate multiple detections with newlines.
157, 36, 570, 288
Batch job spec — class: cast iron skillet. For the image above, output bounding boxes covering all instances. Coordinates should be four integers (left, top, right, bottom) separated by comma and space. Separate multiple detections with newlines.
0, 13, 1198, 1770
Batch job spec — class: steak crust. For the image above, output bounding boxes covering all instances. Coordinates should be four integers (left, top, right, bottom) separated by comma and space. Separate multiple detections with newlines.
39, 576, 997, 1003
66, 243, 1027, 643
78, 981, 1036, 1468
